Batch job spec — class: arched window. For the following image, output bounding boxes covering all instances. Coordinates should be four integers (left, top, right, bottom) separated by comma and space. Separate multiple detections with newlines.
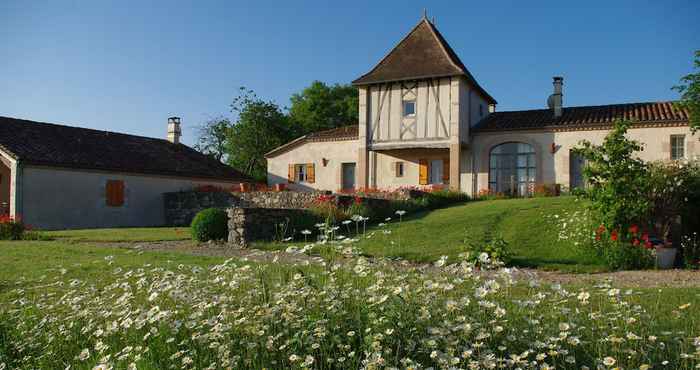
489, 142, 536, 196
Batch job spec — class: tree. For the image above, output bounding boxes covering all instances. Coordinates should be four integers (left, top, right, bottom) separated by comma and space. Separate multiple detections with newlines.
226, 88, 294, 181
574, 120, 652, 231
289, 81, 358, 133
193, 117, 231, 162
673, 50, 700, 132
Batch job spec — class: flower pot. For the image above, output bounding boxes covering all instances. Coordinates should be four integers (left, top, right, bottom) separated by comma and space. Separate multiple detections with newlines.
655, 246, 677, 269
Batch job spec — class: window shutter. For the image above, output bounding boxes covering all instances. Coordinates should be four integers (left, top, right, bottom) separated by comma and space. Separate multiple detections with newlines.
418, 159, 428, 185
306, 163, 315, 183
106, 180, 125, 207
394, 162, 400, 177
443, 158, 450, 183
288, 164, 294, 183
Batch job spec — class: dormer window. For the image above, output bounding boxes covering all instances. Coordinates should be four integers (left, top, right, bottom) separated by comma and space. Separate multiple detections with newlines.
403, 100, 416, 117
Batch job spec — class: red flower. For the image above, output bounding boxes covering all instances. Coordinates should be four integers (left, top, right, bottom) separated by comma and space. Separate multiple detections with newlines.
354, 196, 362, 205
644, 241, 653, 249
641, 233, 649, 242
632, 238, 640, 246
628, 225, 639, 234
610, 230, 618, 242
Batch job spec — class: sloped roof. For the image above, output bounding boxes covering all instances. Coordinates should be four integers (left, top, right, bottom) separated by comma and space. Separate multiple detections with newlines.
352, 18, 496, 104
0, 116, 253, 182
265, 125, 358, 158
473, 101, 690, 132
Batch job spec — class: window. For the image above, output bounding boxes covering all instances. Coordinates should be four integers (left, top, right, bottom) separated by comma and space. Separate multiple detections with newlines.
488, 142, 536, 197
671, 135, 685, 160
106, 180, 125, 207
403, 100, 416, 117
295, 164, 307, 182
288, 163, 315, 183
395, 162, 404, 177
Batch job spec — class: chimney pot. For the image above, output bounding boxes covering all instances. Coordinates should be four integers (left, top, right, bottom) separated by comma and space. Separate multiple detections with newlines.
167, 116, 181, 144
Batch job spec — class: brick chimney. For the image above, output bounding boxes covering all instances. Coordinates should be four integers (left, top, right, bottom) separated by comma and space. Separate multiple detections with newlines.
548, 77, 564, 118
167, 117, 181, 144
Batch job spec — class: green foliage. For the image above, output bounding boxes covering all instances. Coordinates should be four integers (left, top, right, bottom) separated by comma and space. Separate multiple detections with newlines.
289, 81, 358, 133
673, 50, 700, 133
464, 235, 511, 267
225, 88, 295, 181
0, 217, 24, 240
574, 120, 651, 231
597, 238, 655, 271
647, 160, 700, 240
190, 208, 229, 242
681, 232, 700, 269
193, 117, 232, 162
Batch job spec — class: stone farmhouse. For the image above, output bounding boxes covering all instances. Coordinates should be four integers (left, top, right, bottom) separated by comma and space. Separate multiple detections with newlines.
266, 17, 696, 195
0, 116, 252, 229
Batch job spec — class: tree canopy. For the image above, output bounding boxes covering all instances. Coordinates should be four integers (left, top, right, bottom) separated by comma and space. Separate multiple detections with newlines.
674, 50, 700, 132
289, 81, 358, 133
194, 82, 358, 181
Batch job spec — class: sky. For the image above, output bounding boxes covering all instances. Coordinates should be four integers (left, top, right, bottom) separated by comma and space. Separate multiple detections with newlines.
1, 1, 698, 146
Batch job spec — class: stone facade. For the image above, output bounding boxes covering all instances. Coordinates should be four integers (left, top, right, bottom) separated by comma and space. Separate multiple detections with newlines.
164, 190, 329, 226
227, 207, 311, 247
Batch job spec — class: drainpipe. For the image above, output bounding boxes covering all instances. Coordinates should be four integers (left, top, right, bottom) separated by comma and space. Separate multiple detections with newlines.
11, 160, 23, 219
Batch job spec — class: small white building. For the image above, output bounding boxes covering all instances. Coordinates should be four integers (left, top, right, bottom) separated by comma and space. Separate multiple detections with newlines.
266, 17, 697, 195
0, 116, 252, 229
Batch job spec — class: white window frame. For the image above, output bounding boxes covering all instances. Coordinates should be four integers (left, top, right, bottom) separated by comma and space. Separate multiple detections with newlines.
670, 135, 685, 160
403, 100, 416, 117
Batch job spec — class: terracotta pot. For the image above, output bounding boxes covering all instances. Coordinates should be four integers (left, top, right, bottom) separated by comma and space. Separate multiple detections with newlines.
655, 245, 677, 269
275, 183, 287, 192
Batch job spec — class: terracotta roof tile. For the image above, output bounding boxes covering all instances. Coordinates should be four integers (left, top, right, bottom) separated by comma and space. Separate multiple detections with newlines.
473, 101, 689, 132
0, 116, 253, 182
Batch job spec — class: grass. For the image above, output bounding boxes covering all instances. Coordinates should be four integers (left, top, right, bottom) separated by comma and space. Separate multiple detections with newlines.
0, 240, 698, 369
40, 226, 190, 242
254, 196, 607, 272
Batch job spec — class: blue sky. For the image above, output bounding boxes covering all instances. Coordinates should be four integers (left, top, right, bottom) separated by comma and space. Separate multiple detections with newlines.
1, 1, 698, 146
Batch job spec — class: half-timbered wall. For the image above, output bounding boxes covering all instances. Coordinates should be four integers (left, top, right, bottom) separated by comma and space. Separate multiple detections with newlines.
367, 78, 456, 145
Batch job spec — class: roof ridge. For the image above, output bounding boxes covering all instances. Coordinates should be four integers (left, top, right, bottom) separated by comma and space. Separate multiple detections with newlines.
492, 101, 682, 114
0, 115, 171, 144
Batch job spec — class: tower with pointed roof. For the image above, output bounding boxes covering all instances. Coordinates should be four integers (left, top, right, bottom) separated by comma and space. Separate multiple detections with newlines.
352, 16, 496, 191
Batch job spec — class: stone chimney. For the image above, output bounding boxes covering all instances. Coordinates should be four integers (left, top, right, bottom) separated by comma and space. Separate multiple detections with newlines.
549, 77, 564, 118
167, 117, 181, 144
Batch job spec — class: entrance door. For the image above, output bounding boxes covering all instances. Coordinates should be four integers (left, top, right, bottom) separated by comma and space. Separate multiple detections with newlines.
570, 151, 586, 189
341, 163, 356, 190
430, 159, 443, 185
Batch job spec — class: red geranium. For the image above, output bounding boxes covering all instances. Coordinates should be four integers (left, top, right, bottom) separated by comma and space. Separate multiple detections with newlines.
610, 230, 619, 242
628, 224, 639, 234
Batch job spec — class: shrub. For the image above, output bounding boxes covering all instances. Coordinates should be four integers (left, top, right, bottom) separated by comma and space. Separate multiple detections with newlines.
464, 235, 511, 267
682, 232, 700, 269
0, 215, 24, 240
308, 195, 345, 224
533, 183, 561, 197
190, 208, 229, 242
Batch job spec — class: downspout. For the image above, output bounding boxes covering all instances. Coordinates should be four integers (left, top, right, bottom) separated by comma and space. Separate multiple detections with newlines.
14, 160, 23, 219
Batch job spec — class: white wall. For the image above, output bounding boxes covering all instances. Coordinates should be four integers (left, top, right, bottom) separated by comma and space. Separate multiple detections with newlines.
466, 125, 699, 195
267, 140, 359, 192
367, 78, 455, 144
373, 149, 450, 188
21, 166, 242, 230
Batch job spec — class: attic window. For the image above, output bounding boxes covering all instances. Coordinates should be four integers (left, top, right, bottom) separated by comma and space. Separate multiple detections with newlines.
403, 100, 416, 117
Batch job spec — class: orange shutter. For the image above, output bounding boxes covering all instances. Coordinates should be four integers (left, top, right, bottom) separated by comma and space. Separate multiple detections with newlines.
106, 180, 125, 207
306, 163, 315, 183
418, 159, 428, 185
443, 158, 450, 184
288, 164, 294, 183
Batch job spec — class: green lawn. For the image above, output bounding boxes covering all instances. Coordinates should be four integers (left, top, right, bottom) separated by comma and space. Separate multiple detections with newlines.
40, 226, 190, 242
255, 196, 607, 272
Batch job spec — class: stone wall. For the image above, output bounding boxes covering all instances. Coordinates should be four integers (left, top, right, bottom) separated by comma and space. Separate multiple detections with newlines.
164, 190, 329, 226
227, 207, 313, 247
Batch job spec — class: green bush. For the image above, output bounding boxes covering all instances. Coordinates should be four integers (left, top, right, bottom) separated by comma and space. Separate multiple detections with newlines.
464, 235, 511, 267
190, 208, 229, 242
0, 216, 24, 240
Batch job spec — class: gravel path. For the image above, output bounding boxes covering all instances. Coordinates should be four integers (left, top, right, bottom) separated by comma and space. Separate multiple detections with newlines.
85, 240, 700, 288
